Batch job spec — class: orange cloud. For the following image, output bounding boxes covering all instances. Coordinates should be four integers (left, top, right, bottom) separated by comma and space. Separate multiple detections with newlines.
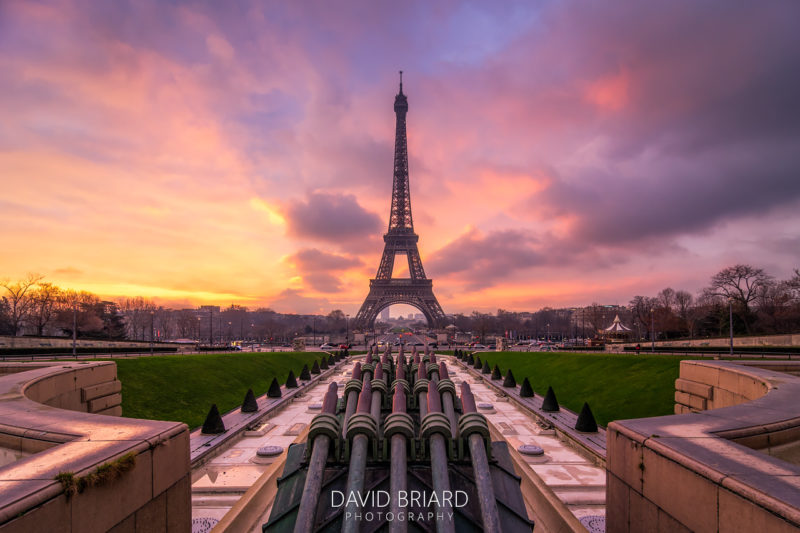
585, 69, 630, 111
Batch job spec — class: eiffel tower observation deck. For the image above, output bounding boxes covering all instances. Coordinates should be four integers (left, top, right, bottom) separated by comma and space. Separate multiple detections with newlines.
354, 73, 446, 329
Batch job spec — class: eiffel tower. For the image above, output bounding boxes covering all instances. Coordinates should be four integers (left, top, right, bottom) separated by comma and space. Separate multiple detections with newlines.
353, 73, 446, 329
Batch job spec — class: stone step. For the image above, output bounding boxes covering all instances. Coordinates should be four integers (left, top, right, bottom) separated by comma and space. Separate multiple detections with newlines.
192, 494, 244, 507
554, 488, 606, 506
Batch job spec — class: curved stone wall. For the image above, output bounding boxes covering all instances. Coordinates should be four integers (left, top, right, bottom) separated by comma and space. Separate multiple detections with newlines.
607, 360, 800, 532
0, 362, 189, 532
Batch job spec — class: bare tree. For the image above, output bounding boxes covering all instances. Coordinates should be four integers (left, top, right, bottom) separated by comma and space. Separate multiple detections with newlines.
55, 290, 104, 337
657, 288, 676, 311
0, 274, 43, 336
675, 290, 694, 336
705, 264, 773, 333
30, 282, 61, 336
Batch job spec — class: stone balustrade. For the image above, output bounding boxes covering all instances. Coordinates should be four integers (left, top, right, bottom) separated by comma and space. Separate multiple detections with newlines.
607, 359, 800, 532
0, 362, 190, 532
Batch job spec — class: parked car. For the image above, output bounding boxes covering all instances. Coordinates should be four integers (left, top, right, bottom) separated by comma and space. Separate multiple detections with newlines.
320, 343, 335, 349
472, 344, 487, 349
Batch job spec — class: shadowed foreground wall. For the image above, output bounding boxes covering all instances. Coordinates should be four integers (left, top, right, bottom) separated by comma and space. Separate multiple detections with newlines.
607, 360, 800, 533
0, 362, 190, 532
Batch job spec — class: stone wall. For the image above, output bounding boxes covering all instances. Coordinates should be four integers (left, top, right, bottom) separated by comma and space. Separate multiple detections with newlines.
0, 335, 178, 350
607, 360, 800, 532
618, 333, 800, 350
674, 361, 769, 414
0, 362, 190, 532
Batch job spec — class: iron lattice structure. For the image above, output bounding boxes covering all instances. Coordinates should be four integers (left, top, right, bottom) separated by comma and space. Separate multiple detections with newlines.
354, 74, 446, 329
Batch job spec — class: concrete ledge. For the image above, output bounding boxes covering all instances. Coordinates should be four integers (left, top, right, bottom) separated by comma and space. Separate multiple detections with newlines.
189, 356, 351, 467
0, 362, 190, 532
452, 356, 607, 465
608, 360, 800, 532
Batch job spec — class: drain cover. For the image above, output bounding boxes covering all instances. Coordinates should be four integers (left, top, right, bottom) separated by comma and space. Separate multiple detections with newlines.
579, 514, 606, 533
191, 517, 219, 533
518, 444, 544, 456
256, 445, 284, 457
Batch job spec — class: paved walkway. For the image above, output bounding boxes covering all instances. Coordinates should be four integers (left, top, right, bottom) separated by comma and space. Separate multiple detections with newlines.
446, 358, 606, 527
191, 364, 353, 532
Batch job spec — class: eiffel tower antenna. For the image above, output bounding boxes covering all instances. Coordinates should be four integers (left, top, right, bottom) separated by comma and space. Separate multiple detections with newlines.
353, 75, 446, 329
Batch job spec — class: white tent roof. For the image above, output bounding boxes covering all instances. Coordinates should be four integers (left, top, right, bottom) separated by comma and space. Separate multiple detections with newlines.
604, 314, 632, 332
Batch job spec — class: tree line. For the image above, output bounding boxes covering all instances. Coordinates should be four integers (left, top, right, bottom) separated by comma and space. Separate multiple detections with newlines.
2, 264, 798, 343
0, 275, 362, 343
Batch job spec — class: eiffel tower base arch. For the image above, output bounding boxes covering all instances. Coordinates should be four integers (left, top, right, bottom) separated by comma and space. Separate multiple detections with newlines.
353, 280, 446, 330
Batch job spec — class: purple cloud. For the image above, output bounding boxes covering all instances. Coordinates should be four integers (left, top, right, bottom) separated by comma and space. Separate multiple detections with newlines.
285, 192, 382, 245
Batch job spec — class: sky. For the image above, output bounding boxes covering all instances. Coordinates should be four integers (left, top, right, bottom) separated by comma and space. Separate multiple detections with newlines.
1, 0, 799, 315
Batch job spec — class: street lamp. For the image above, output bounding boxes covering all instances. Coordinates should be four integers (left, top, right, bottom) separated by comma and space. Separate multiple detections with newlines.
650, 308, 655, 353
546, 323, 550, 342
345, 314, 350, 348
209, 308, 213, 347
729, 298, 734, 356
150, 310, 155, 356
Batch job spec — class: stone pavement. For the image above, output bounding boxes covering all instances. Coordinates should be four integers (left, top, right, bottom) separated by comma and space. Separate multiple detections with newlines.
445, 359, 607, 527
191, 363, 355, 532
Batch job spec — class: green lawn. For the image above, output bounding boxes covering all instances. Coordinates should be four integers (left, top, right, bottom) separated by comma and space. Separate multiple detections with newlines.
107, 352, 326, 430
473, 351, 692, 427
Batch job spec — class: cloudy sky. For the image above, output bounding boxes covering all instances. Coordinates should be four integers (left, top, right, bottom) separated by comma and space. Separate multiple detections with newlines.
1, 0, 799, 315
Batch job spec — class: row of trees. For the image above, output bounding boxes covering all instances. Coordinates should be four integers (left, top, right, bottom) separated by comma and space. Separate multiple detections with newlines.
628, 265, 800, 341
0, 275, 364, 343
407, 265, 800, 343
0, 274, 125, 339
3, 264, 798, 343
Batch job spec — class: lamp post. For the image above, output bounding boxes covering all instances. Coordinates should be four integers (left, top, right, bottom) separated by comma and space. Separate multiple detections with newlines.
345, 314, 350, 348
150, 310, 154, 356
209, 308, 213, 347
546, 323, 550, 343
196, 316, 201, 344
729, 298, 734, 356
72, 302, 77, 358
650, 308, 655, 353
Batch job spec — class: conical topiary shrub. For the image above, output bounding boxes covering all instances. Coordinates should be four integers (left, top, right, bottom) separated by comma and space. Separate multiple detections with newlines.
575, 402, 598, 432
542, 386, 560, 412
320, 357, 329, 370
267, 377, 282, 398
285, 370, 298, 388
473, 356, 482, 369
311, 360, 321, 374
466, 353, 474, 366
456, 349, 462, 359
201, 404, 225, 434
503, 369, 516, 388
482, 360, 491, 374
328, 354, 335, 366
241, 388, 258, 412
491, 365, 502, 380
300, 364, 311, 381
519, 377, 534, 397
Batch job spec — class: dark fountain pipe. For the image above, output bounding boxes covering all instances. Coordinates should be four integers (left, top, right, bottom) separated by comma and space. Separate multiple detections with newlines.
460, 382, 501, 531
294, 382, 339, 533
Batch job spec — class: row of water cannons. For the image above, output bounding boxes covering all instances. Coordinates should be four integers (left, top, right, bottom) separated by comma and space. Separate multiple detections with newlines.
294, 345, 505, 533
453, 348, 599, 433
201, 349, 350, 434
